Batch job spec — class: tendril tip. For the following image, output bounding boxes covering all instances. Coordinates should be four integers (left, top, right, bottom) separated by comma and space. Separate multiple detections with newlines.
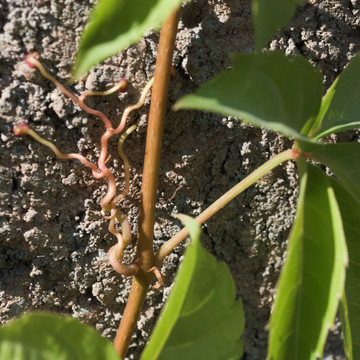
25, 52, 39, 69
13, 122, 30, 136
118, 78, 129, 93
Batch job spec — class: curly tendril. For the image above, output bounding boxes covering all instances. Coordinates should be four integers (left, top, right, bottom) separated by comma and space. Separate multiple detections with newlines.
16, 52, 154, 277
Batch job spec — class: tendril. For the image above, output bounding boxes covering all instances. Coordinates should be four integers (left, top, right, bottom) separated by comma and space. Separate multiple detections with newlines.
79, 78, 128, 102
16, 52, 153, 277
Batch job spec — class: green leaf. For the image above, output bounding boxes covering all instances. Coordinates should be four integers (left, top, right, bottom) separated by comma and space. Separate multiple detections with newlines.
141, 215, 244, 360
73, 0, 185, 79
174, 52, 323, 140
297, 140, 360, 203
331, 179, 360, 359
252, 0, 305, 51
267, 161, 348, 360
0, 312, 119, 360
311, 54, 360, 138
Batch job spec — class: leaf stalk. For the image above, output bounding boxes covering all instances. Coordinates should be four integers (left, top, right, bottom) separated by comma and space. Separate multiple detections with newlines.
155, 148, 298, 267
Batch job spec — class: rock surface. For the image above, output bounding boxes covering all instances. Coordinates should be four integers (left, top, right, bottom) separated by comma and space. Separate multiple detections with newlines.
0, 0, 359, 359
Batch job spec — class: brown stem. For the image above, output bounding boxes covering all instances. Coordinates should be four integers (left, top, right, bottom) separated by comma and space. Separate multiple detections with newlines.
113, 8, 180, 358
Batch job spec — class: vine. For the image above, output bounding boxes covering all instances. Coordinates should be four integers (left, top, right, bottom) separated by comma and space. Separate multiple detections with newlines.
3, 1, 360, 359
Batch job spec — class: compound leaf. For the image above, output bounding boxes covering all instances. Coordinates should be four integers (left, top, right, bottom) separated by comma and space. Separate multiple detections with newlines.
141, 215, 244, 360
253, 0, 306, 51
174, 52, 322, 140
331, 179, 360, 360
73, 0, 184, 79
267, 161, 348, 360
0, 312, 119, 360
312, 54, 360, 138
297, 141, 360, 203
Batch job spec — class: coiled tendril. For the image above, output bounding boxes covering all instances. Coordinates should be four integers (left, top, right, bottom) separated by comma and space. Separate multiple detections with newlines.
15, 52, 154, 277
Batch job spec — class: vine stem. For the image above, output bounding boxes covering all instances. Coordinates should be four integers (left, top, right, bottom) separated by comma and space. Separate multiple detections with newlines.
113, 8, 181, 358
155, 148, 299, 267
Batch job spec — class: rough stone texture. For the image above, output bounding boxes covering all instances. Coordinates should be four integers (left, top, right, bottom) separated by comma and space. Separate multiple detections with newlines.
0, 0, 359, 359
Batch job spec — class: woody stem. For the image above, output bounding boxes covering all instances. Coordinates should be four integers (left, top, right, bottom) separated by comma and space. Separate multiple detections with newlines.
113, 8, 181, 359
